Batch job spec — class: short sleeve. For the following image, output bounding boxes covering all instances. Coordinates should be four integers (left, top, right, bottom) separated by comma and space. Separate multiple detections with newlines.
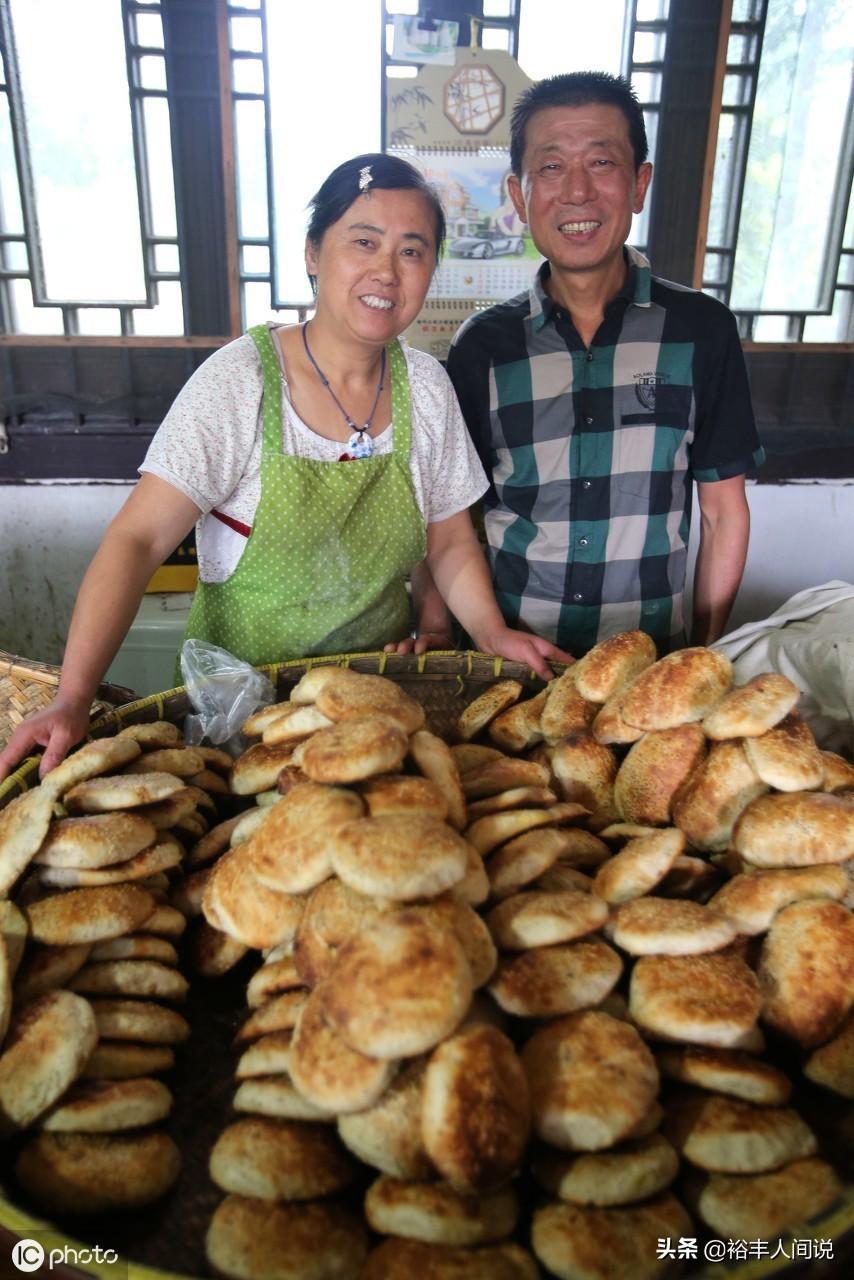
690, 305, 765, 482
140, 334, 264, 513
405, 348, 488, 523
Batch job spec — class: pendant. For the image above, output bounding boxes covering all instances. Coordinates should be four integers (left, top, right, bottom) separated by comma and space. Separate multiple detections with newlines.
347, 428, 374, 459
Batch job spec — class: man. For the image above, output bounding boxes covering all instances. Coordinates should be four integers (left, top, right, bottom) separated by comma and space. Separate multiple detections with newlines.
443, 71, 764, 657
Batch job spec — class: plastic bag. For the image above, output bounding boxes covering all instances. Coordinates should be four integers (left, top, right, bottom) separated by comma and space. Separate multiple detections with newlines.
180, 639, 275, 754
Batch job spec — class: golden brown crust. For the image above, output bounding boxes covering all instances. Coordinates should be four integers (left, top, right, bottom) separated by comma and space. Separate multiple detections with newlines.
758, 899, 854, 1047
288, 983, 395, 1113
709, 865, 849, 934
803, 1013, 854, 1098
206, 1194, 368, 1280
337, 1057, 432, 1179
664, 1087, 816, 1172
233, 991, 308, 1045
364, 1175, 519, 1247
550, 735, 618, 829
609, 897, 737, 956
229, 742, 297, 795
81, 1040, 175, 1079
294, 877, 390, 988
203, 846, 304, 951
88, 997, 189, 1044
361, 1238, 539, 1280
361, 773, 449, 820
532, 1193, 692, 1280
0, 990, 98, 1132
0, 787, 55, 896
656, 1045, 791, 1105
25, 884, 155, 946
614, 724, 707, 826
522, 1011, 659, 1152
16, 1130, 181, 1212
487, 827, 587, 899
323, 911, 473, 1059
743, 714, 824, 791
63, 771, 185, 813
702, 673, 801, 739
629, 951, 762, 1048
209, 1116, 356, 1200
671, 740, 768, 852
734, 791, 854, 866
421, 1025, 530, 1192
35, 811, 158, 869
69, 958, 189, 1002
488, 686, 550, 752
300, 715, 409, 784
486, 890, 608, 950
488, 939, 622, 1019
329, 813, 469, 900
40, 1076, 173, 1131
571, 631, 658, 704
465, 803, 587, 858
591, 828, 685, 904
123, 746, 205, 778
621, 648, 733, 731
246, 783, 364, 894
409, 730, 468, 831
457, 681, 525, 741
686, 1157, 841, 1239
316, 672, 425, 733
37, 834, 182, 888
461, 758, 549, 800
532, 1134, 679, 1207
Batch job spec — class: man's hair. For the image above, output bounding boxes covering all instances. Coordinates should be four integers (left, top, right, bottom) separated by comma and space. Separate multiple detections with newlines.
510, 71, 649, 176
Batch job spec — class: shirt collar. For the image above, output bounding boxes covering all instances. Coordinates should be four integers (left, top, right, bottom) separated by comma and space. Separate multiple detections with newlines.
529, 244, 652, 333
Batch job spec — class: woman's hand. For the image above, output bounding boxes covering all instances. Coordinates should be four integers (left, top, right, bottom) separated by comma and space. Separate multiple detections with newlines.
470, 623, 574, 682
0, 692, 92, 783
383, 630, 455, 657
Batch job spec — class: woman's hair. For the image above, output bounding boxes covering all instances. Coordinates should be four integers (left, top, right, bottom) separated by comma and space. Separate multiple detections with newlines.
305, 152, 446, 293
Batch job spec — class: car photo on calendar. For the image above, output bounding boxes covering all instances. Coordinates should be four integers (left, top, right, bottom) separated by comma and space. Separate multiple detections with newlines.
449, 229, 526, 258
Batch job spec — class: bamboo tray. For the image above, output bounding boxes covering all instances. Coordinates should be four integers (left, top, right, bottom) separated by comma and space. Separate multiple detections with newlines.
0, 651, 852, 1280
0, 650, 134, 756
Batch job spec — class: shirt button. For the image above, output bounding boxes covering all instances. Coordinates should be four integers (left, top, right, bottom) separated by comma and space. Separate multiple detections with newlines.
586, 352, 594, 362
578, 537, 589, 547
584, 416, 593, 425
573, 593, 583, 602
582, 479, 592, 489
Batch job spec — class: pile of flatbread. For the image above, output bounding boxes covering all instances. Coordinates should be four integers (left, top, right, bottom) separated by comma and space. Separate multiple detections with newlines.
1, 642, 853, 1279
0, 725, 234, 1213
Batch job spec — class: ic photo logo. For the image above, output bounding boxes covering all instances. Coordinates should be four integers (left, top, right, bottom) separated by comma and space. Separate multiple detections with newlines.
11, 1238, 120, 1272
11, 1240, 44, 1272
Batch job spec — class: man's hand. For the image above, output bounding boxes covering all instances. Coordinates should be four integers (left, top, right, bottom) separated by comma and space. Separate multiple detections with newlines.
471, 623, 574, 682
0, 693, 91, 783
383, 630, 455, 657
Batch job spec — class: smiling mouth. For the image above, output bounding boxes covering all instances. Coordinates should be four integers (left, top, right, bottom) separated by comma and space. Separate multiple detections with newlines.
360, 295, 395, 310
558, 221, 601, 235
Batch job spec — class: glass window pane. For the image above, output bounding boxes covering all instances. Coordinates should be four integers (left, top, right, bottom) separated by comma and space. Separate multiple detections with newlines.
134, 13, 164, 48
0, 97, 25, 235
703, 251, 728, 285
386, 65, 418, 78
727, 33, 756, 65
752, 315, 789, 340
730, 0, 854, 313
230, 16, 263, 53
143, 97, 178, 239
483, 0, 512, 17
631, 72, 662, 104
242, 244, 270, 275
139, 55, 167, 91
636, 0, 669, 18
731, 0, 763, 21
519, 0, 627, 80
803, 287, 852, 341
2, 239, 28, 270
482, 28, 510, 52
840, 251, 854, 286
229, 0, 261, 8
266, 0, 382, 306
154, 242, 180, 273
706, 112, 742, 247
386, 0, 418, 14
77, 307, 122, 335
9, 0, 147, 302
8, 278, 62, 332
232, 57, 265, 95
132, 281, 184, 335
242, 279, 273, 327
722, 72, 751, 107
235, 98, 269, 239
633, 30, 665, 63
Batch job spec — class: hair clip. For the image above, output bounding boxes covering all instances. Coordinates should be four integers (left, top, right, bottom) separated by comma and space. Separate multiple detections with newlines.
359, 165, 373, 193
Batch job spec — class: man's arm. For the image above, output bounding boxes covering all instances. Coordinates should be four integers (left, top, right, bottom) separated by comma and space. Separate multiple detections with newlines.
691, 475, 750, 646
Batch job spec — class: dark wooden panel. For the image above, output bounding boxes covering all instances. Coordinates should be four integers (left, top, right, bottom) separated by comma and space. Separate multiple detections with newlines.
646, 0, 726, 286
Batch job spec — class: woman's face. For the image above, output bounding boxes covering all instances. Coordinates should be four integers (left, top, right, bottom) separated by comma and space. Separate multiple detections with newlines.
306, 188, 437, 345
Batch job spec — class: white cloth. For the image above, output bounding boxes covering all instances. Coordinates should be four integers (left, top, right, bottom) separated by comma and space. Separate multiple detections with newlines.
711, 581, 854, 753
141, 327, 488, 583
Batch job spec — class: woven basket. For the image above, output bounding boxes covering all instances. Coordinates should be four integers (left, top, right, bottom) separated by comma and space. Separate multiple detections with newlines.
0, 650, 134, 756
1, 650, 853, 1280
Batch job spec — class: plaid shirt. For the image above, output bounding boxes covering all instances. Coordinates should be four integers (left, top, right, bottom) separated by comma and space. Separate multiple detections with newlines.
446, 248, 765, 656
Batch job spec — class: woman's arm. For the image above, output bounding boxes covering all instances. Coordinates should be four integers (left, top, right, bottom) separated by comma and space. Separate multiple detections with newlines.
0, 474, 202, 780
424, 510, 573, 679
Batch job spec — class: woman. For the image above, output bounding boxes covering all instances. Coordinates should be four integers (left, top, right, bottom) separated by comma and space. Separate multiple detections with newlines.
0, 154, 568, 782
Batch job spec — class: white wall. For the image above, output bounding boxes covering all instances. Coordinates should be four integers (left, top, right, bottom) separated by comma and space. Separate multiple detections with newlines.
1, 479, 853, 677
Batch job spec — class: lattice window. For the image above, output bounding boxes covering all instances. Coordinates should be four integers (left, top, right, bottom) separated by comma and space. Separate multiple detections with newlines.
704, 0, 853, 342
0, 0, 184, 336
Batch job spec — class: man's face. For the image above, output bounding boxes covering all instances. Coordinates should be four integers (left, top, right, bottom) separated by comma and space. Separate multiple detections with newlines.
508, 103, 652, 280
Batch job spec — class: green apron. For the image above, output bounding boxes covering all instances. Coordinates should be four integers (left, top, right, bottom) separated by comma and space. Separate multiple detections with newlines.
180, 325, 426, 669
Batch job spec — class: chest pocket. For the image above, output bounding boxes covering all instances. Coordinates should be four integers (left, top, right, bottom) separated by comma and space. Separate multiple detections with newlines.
615, 411, 691, 500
